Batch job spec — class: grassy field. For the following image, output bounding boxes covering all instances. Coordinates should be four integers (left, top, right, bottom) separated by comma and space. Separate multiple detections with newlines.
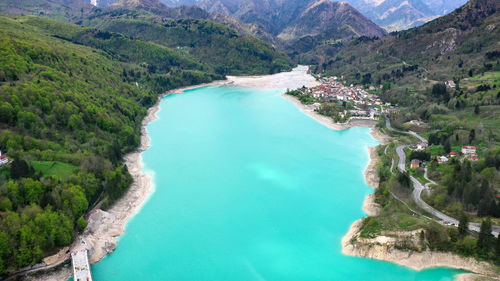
31, 161, 77, 181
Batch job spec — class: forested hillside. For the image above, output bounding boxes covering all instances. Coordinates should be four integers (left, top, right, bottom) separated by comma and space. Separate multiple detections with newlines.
0, 13, 292, 274
82, 8, 293, 75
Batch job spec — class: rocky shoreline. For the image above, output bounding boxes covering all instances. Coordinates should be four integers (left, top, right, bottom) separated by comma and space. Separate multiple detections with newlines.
341, 218, 500, 280
343, 129, 500, 281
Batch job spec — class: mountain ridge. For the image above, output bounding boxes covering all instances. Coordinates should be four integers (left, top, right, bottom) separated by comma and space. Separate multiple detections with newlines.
185, 0, 387, 41
160, 0, 469, 32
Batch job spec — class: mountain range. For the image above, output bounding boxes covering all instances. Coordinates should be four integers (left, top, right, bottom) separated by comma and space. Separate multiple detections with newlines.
159, 0, 469, 31
155, 0, 386, 41
343, 0, 469, 31
0, 0, 387, 53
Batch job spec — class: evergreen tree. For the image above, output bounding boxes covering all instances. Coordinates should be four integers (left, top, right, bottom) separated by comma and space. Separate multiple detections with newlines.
458, 213, 468, 237
478, 219, 492, 249
444, 139, 451, 153
10, 159, 33, 179
469, 129, 475, 143
474, 104, 480, 115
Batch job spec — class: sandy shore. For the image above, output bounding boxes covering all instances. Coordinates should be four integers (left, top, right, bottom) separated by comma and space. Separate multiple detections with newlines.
226, 65, 320, 90
341, 219, 500, 280
281, 94, 382, 131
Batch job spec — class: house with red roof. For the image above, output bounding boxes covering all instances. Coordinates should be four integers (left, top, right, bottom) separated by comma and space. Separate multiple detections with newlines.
0, 150, 9, 166
411, 159, 421, 169
461, 146, 476, 155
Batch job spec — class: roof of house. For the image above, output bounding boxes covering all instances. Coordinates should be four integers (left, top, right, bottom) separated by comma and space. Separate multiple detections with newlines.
0, 155, 8, 159
462, 146, 476, 149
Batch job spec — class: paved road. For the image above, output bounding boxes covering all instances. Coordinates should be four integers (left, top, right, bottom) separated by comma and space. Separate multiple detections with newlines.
386, 117, 499, 237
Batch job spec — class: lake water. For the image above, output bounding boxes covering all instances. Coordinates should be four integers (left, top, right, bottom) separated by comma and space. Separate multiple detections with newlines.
90, 86, 461, 280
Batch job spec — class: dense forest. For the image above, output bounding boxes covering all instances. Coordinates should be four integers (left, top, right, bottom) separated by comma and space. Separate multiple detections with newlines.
0, 13, 293, 274
81, 9, 293, 75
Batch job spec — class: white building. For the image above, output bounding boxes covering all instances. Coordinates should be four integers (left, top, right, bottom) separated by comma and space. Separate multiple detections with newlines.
416, 142, 429, 151
445, 80, 456, 88
437, 156, 449, 164
461, 146, 476, 155
0, 150, 8, 166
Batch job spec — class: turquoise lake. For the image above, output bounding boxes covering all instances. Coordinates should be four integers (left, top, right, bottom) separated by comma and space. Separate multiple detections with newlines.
90, 85, 462, 280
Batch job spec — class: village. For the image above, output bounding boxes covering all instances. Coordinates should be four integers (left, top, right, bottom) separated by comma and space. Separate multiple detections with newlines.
291, 76, 394, 120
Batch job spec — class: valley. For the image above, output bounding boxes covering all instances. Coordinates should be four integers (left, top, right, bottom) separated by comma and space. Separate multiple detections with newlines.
0, 0, 499, 280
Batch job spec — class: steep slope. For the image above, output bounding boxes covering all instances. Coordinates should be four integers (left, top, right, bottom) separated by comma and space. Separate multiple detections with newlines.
0, 14, 219, 273
0, 0, 93, 21
82, 6, 293, 75
343, 0, 468, 31
278, 0, 386, 41
110, 0, 282, 46
159, 0, 386, 42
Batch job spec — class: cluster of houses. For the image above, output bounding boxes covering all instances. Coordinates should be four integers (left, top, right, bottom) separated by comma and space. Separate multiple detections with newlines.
0, 150, 9, 167
411, 145, 479, 169
438, 146, 479, 163
302, 77, 389, 117
461, 146, 478, 161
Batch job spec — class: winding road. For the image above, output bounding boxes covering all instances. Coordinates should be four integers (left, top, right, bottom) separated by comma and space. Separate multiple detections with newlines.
386, 117, 499, 237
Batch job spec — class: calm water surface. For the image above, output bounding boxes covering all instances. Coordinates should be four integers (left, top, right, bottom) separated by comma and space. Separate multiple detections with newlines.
90, 86, 462, 280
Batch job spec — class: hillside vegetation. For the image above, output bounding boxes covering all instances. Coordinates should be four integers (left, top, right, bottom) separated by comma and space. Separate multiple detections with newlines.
0, 13, 292, 274
82, 9, 293, 75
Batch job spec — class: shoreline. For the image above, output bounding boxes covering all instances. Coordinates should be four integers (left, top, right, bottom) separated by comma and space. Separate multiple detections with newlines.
282, 92, 500, 281
24, 80, 231, 281
281, 94, 388, 132
25, 66, 319, 281
27, 66, 498, 281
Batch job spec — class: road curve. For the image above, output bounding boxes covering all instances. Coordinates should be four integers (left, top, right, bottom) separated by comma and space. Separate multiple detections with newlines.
386, 117, 499, 237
